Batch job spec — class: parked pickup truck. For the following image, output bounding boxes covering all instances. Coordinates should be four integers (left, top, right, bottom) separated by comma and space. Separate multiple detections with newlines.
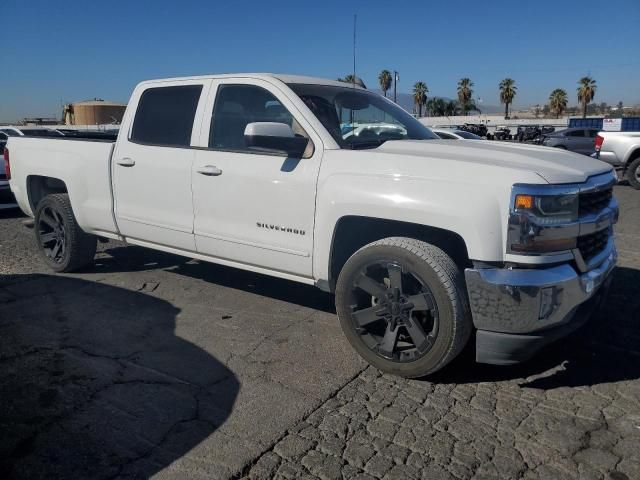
6, 74, 619, 378
593, 131, 640, 189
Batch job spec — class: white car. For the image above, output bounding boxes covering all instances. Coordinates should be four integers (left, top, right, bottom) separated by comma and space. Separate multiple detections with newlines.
432, 128, 483, 140
6, 73, 618, 377
0, 126, 64, 138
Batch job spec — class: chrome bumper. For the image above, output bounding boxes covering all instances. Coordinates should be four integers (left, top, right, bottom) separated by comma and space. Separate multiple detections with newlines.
465, 242, 617, 334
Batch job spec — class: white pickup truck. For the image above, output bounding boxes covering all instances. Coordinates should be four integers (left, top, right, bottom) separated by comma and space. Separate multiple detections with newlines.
5, 74, 619, 377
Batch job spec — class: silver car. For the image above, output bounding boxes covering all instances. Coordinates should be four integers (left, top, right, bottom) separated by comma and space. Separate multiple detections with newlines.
541, 127, 600, 155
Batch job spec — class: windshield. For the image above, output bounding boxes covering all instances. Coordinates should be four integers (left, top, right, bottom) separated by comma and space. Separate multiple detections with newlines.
288, 83, 438, 149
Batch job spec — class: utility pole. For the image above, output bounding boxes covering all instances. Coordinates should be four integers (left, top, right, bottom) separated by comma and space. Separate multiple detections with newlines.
393, 71, 399, 103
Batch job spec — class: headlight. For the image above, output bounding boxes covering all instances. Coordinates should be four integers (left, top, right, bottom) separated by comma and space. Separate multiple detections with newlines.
508, 186, 580, 254
514, 193, 578, 224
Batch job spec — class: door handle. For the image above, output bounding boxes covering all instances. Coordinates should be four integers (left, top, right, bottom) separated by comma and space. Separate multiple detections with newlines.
116, 157, 136, 167
197, 165, 223, 176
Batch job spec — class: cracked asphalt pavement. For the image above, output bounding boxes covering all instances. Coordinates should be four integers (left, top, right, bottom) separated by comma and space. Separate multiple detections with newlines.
1, 185, 639, 480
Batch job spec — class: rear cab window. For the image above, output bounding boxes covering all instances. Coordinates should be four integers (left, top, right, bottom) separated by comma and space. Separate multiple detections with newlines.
131, 85, 203, 147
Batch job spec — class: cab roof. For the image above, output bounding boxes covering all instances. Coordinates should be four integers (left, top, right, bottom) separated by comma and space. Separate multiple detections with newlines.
139, 73, 366, 90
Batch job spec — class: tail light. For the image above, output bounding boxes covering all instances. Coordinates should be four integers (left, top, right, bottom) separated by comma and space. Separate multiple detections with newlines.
3, 147, 9, 180
594, 134, 604, 152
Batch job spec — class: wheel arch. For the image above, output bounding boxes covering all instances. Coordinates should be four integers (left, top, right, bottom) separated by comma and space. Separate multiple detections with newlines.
624, 146, 640, 166
27, 175, 69, 212
326, 215, 471, 292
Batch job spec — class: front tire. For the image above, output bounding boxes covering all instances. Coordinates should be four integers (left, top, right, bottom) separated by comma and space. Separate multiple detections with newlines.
626, 157, 640, 190
335, 237, 472, 378
34, 194, 97, 272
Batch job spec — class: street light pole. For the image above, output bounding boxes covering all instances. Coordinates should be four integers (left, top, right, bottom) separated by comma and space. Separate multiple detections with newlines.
393, 71, 399, 103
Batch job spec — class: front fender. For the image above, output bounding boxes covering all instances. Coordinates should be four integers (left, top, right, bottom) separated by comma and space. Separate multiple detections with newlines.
312, 170, 510, 281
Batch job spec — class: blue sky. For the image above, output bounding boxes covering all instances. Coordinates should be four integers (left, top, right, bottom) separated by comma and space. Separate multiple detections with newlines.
1, 0, 638, 121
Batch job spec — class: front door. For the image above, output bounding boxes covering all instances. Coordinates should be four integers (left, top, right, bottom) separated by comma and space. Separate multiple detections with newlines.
112, 81, 208, 251
191, 79, 322, 277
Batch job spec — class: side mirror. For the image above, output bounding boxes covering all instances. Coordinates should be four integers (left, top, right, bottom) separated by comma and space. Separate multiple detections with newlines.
244, 122, 308, 158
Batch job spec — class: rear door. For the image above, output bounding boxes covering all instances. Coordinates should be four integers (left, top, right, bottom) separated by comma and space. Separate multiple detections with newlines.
112, 80, 209, 250
191, 78, 323, 277
564, 129, 586, 153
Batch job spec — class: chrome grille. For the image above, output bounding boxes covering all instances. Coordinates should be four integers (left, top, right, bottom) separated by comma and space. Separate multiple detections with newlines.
579, 187, 613, 216
577, 228, 610, 262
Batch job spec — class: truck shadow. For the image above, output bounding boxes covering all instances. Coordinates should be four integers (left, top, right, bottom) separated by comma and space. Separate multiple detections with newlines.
434, 266, 640, 389
96, 244, 336, 313
0, 274, 239, 479
94, 245, 640, 389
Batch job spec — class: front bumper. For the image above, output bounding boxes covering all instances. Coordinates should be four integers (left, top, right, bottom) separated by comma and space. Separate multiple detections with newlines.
465, 243, 616, 365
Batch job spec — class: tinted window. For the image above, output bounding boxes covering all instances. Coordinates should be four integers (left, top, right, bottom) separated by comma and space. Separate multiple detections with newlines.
454, 130, 482, 139
20, 129, 64, 137
566, 129, 585, 137
0, 132, 7, 140
131, 85, 202, 146
0, 129, 20, 137
436, 132, 456, 139
209, 84, 301, 151
587, 129, 599, 138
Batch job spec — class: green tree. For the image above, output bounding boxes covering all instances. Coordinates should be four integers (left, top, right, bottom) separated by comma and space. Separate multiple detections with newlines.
413, 82, 428, 117
427, 97, 446, 116
577, 76, 597, 118
338, 74, 356, 84
457, 78, 474, 115
378, 70, 392, 98
549, 88, 568, 119
499, 78, 517, 119
445, 100, 461, 116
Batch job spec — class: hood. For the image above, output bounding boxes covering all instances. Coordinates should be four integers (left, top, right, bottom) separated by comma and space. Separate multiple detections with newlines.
376, 139, 612, 184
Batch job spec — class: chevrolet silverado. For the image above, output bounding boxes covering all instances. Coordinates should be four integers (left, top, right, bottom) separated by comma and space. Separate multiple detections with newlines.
5, 74, 619, 377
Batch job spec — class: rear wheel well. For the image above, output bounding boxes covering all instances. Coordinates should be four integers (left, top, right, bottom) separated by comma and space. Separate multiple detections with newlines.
27, 175, 68, 211
626, 148, 640, 166
328, 216, 470, 291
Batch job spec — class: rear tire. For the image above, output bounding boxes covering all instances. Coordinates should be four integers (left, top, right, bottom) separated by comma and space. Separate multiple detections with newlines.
335, 237, 472, 378
626, 157, 640, 190
34, 194, 97, 272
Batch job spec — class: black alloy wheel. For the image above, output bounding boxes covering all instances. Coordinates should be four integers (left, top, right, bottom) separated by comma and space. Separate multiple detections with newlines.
348, 260, 439, 363
37, 205, 67, 264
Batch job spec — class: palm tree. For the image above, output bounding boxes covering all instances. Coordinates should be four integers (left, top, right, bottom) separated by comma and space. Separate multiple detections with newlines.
426, 97, 446, 116
444, 100, 460, 116
577, 76, 597, 118
549, 88, 568, 119
413, 82, 428, 117
457, 78, 474, 115
499, 78, 517, 119
378, 70, 392, 98
338, 74, 356, 84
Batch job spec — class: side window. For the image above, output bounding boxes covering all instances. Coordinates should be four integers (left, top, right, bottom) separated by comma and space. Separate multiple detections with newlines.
587, 129, 599, 138
131, 85, 203, 147
566, 130, 585, 137
209, 84, 305, 152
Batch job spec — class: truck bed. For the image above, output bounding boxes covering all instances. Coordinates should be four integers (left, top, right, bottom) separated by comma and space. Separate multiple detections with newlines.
7, 136, 118, 235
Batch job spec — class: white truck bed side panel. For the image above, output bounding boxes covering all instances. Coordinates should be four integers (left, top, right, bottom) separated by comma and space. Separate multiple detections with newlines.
9, 137, 117, 235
